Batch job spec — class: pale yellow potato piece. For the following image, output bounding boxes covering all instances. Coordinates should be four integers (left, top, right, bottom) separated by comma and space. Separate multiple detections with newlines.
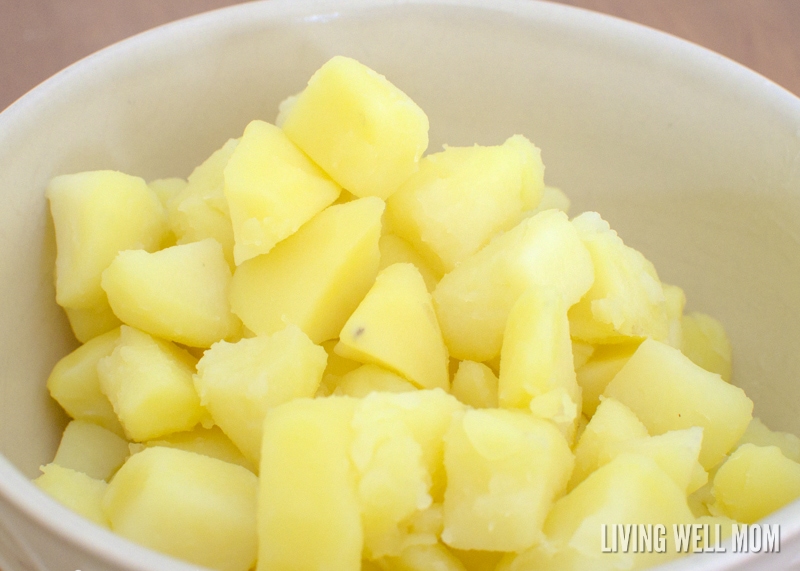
224, 120, 341, 264
433, 209, 594, 362
167, 139, 238, 266
386, 135, 544, 273
35, 463, 109, 527
97, 326, 202, 442
64, 304, 122, 343
53, 420, 129, 481
569, 397, 649, 490
499, 289, 580, 438
231, 197, 383, 344
337, 263, 449, 390
711, 444, 800, 523
442, 408, 573, 552
317, 339, 361, 397
379, 544, 467, 571
47, 170, 167, 309
334, 364, 417, 398
451, 361, 498, 409
194, 325, 326, 465
575, 342, 639, 417
105, 447, 257, 571
737, 417, 800, 463
681, 312, 733, 382
568, 212, 669, 344
604, 338, 753, 469
378, 234, 441, 292
571, 340, 594, 371
148, 177, 187, 211
259, 397, 362, 571
542, 454, 693, 570
599, 427, 708, 494
352, 394, 434, 558
47, 328, 124, 435
139, 425, 255, 473
102, 238, 241, 348
282, 56, 429, 199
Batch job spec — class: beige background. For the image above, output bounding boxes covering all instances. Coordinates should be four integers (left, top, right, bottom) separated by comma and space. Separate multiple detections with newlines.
1, 0, 799, 112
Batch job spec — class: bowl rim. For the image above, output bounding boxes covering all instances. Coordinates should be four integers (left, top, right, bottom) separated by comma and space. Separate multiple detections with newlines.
2, 0, 800, 569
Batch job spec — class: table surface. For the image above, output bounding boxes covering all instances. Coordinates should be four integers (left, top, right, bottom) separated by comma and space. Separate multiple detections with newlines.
1, 0, 799, 113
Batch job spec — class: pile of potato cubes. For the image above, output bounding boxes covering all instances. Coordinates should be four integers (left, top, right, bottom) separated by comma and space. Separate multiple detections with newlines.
36, 56, 800, 571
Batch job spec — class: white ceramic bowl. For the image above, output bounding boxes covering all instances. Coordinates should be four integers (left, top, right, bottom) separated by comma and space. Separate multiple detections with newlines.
2, 1, 800, 569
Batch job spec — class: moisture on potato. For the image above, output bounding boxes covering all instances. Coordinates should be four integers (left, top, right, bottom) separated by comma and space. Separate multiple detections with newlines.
37, 56, 800, 571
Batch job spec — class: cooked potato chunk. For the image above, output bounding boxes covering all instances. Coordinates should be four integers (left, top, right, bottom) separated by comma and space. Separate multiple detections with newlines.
378, 234, 441, 292
47, 170, 167, 309
47, 328, 124, 435
568, 212, 669, 344
224, 120, 340, 264
604, 338, 752, 469
35, 463, 109, 527
102, 238, 241, 348
194, 325, 326, 464
337, 263, 449, 390
64, 304, 122, 343
231, 197, 383, 343
433, 209, 593, 362
97, 326, 202, 441
442, 409, 573, 552
681, 312, 733, 382
105, 447, 258, 571
334, 364, 417, 398
259, 397, 362, 571
282, 55, 428, 199
386, 135, 544, 273
711, 443, 800, 523
451, 361, 499, 409
53, 420, 129, 481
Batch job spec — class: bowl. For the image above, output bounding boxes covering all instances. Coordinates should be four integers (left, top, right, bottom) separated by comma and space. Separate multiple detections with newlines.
2, 0, 800, 569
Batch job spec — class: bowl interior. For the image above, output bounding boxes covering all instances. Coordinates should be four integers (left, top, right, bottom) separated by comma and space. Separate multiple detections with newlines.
1, 0, 800, 567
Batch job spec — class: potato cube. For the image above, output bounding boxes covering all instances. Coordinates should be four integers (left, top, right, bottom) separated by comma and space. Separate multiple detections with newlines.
574, 342, 639, 417
102, 238, 241, 348
148, 177, 187, 211
35, 463, 109, 527
379, 234, 441, 292
194, 325, 326, 464
53, 420, 129, 481
569, 397, 649, 490
337, 263, 449, 390
507, 454, 694, 571
571, 340, 595, 371
604, 338, 753, 469
711, 444, 800, 523
334, 364, 417, 398
97, 326, 202, 441
498, 289, 580, 438
167, 139, 238, 266
317, 339, 362, 397
282, 56, 429, 199
433, 209, 593, 362
352, 394, 433, 558
224, 120, 341, 264
451, 361, 499, 409
737, 417, 800, 462
568, 212, 669, 344
259, 397, 362, 571
231, 197, 383, 343
442, 409, 573, 552
47, 328, 124, 435
681, 312, 732, 382
105, 447, 257, 571
47, 170, 167, 309
385, 135, 544, 273
600, 428, 708, 494
139, 425, 255, 473
450, 548, 505, 571
64, 304, 122, 343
